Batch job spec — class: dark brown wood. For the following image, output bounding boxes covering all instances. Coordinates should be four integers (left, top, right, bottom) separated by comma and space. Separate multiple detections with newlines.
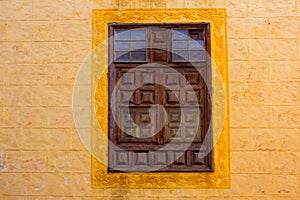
107, 23, 213, 172
108, 24, 116, 170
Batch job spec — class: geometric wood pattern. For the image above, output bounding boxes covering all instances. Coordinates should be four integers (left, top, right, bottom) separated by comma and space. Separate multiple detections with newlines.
108, 24, 212, 172
111, 150, 211, 171
151, 29, 168, 62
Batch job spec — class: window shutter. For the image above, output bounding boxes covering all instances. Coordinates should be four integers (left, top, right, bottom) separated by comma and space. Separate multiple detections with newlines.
108, 24, 213, 172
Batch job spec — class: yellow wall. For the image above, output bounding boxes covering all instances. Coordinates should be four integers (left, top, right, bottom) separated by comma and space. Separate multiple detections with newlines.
0, 0, 299, 199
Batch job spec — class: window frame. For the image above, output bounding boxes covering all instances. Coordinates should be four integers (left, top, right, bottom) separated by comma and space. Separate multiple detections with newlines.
108, 23, 213, 173
108, 23, 214, 173
92, 8, 230, 189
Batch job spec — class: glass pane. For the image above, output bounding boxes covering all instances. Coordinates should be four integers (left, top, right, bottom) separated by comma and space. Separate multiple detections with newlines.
131, 41, 146, 50
173, 51, 188, 61
189, 40, 204, 50
172, 29, 188, 40
131, 30, 146, 40
115, 51, 130, 62
173, 41, 188, 50
115, 30, 130, 40
131, 51, 146, 62
115, 41, 130, 51
189, 50, 205, 61
189, 32, 201, 40
189, 30, 203, 40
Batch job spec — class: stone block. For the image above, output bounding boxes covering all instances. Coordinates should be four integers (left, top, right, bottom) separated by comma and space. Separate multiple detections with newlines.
0, 128, 31, 149
228, 39, 249, 60
229, 174, 252, 196
70, 173, 101, 196
0, 86, 31, 106
270, 175, 299, 196
229, 82, 250, 104
215, 0, 248, 17
47, 64, 79, 85
47, 107, 74, 128
228, 61, 270, 82
29, 173, 71, 195
271, 151, 300, 174
3, 64, 48, 85
230, 128, 252, 151
70, 128, 91, 152
2, 151, 48, 172
251, 128, 300, 151
270, 82, 300, 105
252, 174, 273, 195
231, 105, 270, 127
73, 85, 91, 106
1, 0, 33, 20
32, 20, 91, 41
271, 106, 300, 128
249, 39, 298, 60
228, 18, 269, 39
249, 0, 297, 17
47, 86, 73, 106
231, 151, 271, 173
1, 107, 47, 128
6, 22, 34, 42
0, 42, 32, 64
270, 61, 300, 81
30, 128, 70, 150
0, 173, 29, 195
32, 0, 75, 20
31, 41, 91, 64
269, 17, 300, 38
249, 82, 270, 104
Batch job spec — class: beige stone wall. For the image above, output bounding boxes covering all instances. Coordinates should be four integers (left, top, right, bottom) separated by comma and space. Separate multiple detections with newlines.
0, 0, 299, 199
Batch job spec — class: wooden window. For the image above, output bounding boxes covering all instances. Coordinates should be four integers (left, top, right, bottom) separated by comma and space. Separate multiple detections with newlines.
114, 29, 147, 62
108, 23, 213, 172
172, 29, 205, 62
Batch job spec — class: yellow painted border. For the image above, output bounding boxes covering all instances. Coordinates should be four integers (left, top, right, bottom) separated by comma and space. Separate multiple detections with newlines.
92, 8, 230, 188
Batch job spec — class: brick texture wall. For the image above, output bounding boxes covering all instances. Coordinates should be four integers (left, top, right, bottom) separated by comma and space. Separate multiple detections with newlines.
0, 0, 299, 199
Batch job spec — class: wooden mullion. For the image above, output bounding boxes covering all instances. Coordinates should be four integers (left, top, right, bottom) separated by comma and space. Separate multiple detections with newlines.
167, 28, 172, 63
108, 24, 116, 170
147, 27, 151, 62
157, 68, 164, 145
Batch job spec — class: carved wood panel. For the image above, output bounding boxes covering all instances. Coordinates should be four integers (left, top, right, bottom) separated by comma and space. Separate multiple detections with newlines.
108, 24, 212, 172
